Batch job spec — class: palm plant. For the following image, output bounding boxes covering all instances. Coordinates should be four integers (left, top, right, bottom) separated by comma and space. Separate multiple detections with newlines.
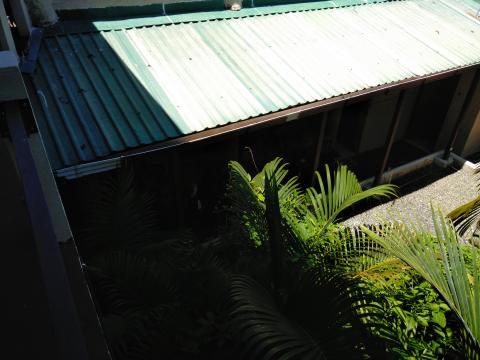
226, 158, 396, 258
226, 158, 398, 358
79, 156, 403, 359
362, 208, 480, 355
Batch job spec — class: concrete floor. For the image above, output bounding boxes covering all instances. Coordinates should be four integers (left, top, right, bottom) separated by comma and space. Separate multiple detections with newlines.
343, 162, 479, 232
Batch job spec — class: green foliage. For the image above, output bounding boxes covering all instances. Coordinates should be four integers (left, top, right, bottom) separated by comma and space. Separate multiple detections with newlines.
79, 165, 234, 359
78, 156, 473, 360
79, 163, 161, 257
333, 226, 408, 282
363, 208, 480, 355
226, 158, 397, 265
226, 158, 399, 358
363, 274, 457, 359
305, 165, 397, 234
229, 269, 389, 360
229, 275, 326, 360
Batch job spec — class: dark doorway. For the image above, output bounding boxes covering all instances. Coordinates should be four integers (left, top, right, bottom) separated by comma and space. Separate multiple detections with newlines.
336, 100, 370, 153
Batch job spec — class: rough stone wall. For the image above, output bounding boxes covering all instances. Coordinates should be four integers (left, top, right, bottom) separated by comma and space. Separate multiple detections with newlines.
25, 0, 58, 26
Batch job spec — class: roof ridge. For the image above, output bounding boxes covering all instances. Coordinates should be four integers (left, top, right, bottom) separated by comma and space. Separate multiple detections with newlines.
46, 0, 398, 36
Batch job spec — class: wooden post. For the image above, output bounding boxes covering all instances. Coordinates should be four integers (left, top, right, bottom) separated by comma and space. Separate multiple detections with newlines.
374, 90, 406, 185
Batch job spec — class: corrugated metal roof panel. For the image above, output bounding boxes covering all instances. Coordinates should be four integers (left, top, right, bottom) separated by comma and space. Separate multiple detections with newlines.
30, 0, 480, 172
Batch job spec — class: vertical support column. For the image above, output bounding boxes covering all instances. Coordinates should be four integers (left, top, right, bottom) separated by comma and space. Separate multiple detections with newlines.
374, 90, 406, 185
5, 101, 89, 360
443, 69, 480, 160
8, 0, 31, 37
0, 0, 16, 51
311, 112, 327, 185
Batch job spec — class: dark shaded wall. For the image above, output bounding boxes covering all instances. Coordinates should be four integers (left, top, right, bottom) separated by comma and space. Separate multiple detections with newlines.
0, 137, 58, 360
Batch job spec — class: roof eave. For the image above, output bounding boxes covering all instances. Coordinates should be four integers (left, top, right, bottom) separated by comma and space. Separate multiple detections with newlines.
53, 62, 480, 180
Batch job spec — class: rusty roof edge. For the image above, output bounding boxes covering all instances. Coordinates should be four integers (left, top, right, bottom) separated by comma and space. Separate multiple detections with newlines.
439, 0, 480, 25
54, 62, 480, 180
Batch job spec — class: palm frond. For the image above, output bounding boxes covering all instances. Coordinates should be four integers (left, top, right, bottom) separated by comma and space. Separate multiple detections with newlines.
305, 165, 397, 232
447, 196, 480, 237
227, 160, 268, 247
78, 162, 161, 257
87, 258, 179, 360
337, 226, 410, 282
230, 270, 390, 360
90, 251, 178, 311
230, 275, 327, 360
265, 171, 285, 296
363, 208, 480, 352
447, 164, 480, 238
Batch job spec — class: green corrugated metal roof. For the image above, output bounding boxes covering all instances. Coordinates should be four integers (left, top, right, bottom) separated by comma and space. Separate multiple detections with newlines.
30, 0, 480, 175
